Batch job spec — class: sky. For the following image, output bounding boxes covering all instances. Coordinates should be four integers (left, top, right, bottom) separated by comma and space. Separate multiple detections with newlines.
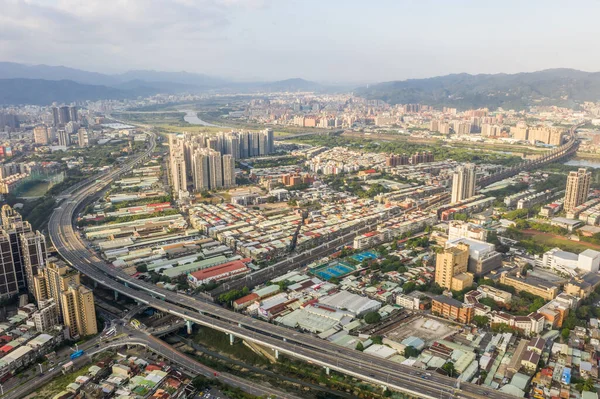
1, 0, 600, 84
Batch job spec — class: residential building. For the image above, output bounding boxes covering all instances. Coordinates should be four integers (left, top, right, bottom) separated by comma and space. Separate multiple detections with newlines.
447, 221, 487, 241
0, 205, 34, 296
33, 298, 59, 332
33, 125, 49, 145
20, 231, 47, 298
451, 164, 476, 204
61, 284, 98, 338
564, 168, 591, 212
168, 135, 187, 197
434, 243, 473, 291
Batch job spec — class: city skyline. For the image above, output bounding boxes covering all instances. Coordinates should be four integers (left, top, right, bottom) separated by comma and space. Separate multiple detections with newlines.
2, 0, 600, 83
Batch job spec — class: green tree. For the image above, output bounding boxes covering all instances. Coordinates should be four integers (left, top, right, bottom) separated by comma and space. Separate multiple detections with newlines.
561, 328, 570, 342
364, 312, 381, 324
473, 315, 490, 328
442, 362, 456, 377
479, 297, 499, 311
402, 281, 417, 294
136, 264, 148, 273
404, 346, 420, 358
355, 341, 364, 351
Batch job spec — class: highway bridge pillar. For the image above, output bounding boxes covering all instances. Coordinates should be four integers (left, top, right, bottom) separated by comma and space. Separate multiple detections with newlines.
114, 290, 119, 301
186, 320, 193, 335
275, 349, 279, 360
229, 334, 235, 346
325, 366, 330, 375
124, 282, 129, 288
93, 281, 98, 288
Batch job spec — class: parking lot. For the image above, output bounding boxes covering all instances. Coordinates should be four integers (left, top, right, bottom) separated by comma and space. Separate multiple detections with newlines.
384, 315, 459, 345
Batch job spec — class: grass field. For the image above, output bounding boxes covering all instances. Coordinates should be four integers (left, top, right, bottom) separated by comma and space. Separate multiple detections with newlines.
522, 231, 600, 253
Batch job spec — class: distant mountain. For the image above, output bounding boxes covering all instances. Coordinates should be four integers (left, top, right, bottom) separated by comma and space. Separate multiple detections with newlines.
0, 62, 119, 86
356, 68, 600, 110
0, 79, 131, 105
257, 78, 324, 93
115, 70, 227, 88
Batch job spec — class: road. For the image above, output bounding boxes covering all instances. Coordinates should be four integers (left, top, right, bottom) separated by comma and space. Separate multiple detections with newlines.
1, 320, 301, 399
47, 131, 540, 399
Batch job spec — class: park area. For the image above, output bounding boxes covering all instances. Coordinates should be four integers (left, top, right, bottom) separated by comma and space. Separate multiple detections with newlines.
521, 230, 600, 254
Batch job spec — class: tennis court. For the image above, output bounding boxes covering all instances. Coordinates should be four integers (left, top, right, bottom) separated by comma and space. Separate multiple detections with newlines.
310, 261, 357, 281
351, 251, 379, 262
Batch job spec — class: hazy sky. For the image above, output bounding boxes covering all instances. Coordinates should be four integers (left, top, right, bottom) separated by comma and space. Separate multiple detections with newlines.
1, 0, 599, 83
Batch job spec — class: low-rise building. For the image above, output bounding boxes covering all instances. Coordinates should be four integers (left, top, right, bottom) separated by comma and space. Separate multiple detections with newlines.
432, 295, 473, 324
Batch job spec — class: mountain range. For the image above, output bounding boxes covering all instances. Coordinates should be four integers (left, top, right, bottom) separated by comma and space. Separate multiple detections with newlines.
357, 68, 600, 110
0, 62, 326, 105
2, 62, 600, 109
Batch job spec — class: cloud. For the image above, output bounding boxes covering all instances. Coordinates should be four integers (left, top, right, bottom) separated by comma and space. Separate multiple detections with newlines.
0, 0, 268, 71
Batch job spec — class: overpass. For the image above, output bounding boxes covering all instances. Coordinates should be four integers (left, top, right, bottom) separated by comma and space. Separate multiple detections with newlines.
48, 132, 515, 399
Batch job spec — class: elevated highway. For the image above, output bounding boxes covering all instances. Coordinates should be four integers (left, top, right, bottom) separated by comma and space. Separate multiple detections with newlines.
477, 124, 580, 188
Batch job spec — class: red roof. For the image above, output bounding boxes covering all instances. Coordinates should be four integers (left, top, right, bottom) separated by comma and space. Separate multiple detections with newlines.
190, 260, 249, 281
233, 293, 259, 305
145, 364, 162, 372
363, 169, 376, 174
0, 345, 12, 353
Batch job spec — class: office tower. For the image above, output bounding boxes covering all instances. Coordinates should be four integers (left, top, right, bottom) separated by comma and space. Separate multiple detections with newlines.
266, 128, 275, 154
33, 298, 59, 332
434, 243, 473, 291
58, 106, 71, 125
52, 107, 60, 127
191, 149, 210, 191
168, 135, 187, 197
69, 106, 78, 122
223, 154, 236, 188
209, 151, 223, 189
1, 205, 33, 293
33, 125, 49, 145
58, 129, 71, 147
20, 231, 47, 298
61, 284, 98, 338
451, 164, 476, 203
77, 128, 90, 147
564, 168, 591, 212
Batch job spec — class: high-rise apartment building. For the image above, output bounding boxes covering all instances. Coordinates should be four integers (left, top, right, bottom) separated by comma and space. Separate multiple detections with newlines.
0, 231, 18, 298
434, 243, 473, 291
34, 261, 96, 338
223, 154, 236, 188
451, 164, 476, 204
61, 284, 97, 338
33, 125, 49, 145
564, 168, 591, 212
168, 135, 187, 197
1, 205, 33, 293
171, 135, 237, 194
57, 129, 71, 147
20, 231, 47, 298
77, 128, 91, 147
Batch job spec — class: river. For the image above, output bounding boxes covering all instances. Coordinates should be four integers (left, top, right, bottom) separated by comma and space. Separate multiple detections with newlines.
565, 158, 600, 169
179, 109, 221, 127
